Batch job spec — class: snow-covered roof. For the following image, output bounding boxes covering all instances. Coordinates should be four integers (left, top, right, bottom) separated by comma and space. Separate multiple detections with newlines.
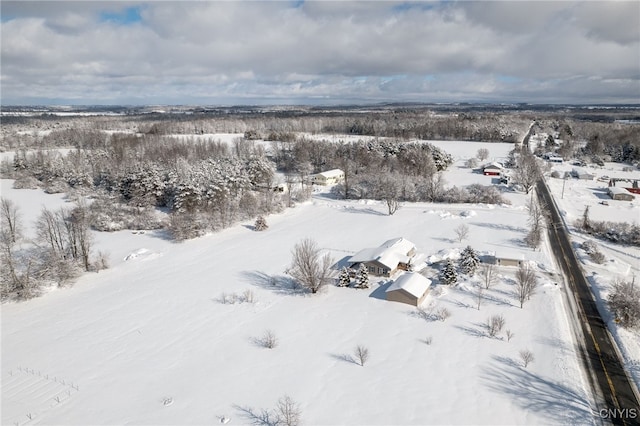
483, 162, 503, 170
317, 169, 344, 178
492, 251, 525, 261
572, 168, 594, 176
608, 187, 634, 196
386, 272, 432, 298
349, 237, 416, 270
381, 237, 414, 254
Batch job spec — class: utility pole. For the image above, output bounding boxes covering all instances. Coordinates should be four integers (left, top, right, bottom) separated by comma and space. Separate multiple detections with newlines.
561, 176, 567, 199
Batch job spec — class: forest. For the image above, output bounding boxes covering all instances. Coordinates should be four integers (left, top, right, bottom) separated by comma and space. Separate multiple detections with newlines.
1, 105, 639, 300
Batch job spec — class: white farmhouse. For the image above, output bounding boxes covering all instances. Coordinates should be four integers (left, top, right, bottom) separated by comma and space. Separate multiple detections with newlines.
311, 169, 345, 185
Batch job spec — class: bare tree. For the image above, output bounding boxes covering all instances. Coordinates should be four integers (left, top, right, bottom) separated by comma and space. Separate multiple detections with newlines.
284, 172, 296, 207
515, 264, 538, 308
454, 223, 469, 243
525, 195, 547, 249
276, 395, 301, 426
487, 314, 506, 337
477, 148, 490, 161
519, 349, 535, 368
69, 201, 93, 271
0, 198, 22, 243
480, 263, 497, 289
513, 152, 540, 194
505, 329, 514, 342
475, 285, 484, 310
354, 345, 370, 366
288, 238, 334, 294
381, 175, 401, 215
236, 395, 301, 426
0, 198, 23, 298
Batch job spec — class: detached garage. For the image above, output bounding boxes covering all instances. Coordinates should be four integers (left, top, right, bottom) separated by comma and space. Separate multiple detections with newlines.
608, 187, 635, 201
385, 272, 432, 306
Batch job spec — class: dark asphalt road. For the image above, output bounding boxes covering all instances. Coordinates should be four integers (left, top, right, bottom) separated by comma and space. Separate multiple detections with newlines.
536, 179, 640, 426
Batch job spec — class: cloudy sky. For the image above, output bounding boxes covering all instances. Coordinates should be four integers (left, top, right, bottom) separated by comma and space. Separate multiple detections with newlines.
1, 1, 639, 105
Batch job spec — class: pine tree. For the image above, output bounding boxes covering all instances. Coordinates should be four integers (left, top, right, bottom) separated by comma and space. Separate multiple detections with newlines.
441, 259, 458, 285
337, 267, 351, 287
459, 245, 480, 276
254, 215, 268, 231
355, 264, 369, 289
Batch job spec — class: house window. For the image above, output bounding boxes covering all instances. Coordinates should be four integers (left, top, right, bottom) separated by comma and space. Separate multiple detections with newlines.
368, 266, 376, 274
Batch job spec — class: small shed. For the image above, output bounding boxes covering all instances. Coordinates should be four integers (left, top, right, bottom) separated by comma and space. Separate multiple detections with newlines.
385, 272, 432, 306
572, 168, 595, 180
491, 251, 525, 267
608, 187, 635, 201
311, 169, 345, 185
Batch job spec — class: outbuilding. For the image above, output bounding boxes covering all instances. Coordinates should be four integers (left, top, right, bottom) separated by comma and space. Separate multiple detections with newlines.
491, 251, 525, 267
608, 187, 635, 201
572, 168, 595, 180
385, 272, 432, 306
483, 162, 503, 176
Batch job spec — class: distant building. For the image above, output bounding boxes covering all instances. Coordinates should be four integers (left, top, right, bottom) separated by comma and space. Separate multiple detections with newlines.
608, 187, 635, 201
483, 162, 503, 176
489, 251, 526, 267
571, 168, 595, 180
311, 169, 344, 185
385, 272, 432, 306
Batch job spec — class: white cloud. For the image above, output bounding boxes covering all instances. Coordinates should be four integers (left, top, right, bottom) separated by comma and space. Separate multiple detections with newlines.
1, 1, 638, 104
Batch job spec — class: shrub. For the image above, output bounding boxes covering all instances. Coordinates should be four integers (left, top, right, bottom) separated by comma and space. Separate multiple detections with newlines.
354, 345, 370, 366
260, 330, 278, 349
254, 215, 268, 231
608, 279, 640, 328
13, 175, 40, 189
487, 314, 506, 337
519, 349, 535, 368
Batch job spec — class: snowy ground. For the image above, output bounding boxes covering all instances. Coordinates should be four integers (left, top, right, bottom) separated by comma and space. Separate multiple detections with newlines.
1, 139, 603, 425
546, 161, 640, 389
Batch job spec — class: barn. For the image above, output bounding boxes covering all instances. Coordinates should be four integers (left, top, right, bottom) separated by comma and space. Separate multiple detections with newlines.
385, 272, 432, 306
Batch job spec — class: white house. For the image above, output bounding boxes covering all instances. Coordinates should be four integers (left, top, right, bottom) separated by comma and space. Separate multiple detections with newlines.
385, 272, 432, 306
311, 169, 345, 185
349, 237, 422, 277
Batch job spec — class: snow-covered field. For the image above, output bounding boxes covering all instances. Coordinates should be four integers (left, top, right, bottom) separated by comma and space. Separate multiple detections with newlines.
1, 138, 607, 425
546, 161, 640, 389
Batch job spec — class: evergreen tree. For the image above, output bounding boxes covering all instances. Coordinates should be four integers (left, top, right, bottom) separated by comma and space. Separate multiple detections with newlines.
441, 259, 458, 285
355, 264, 370, 289
254, 215, 268, 231
459, 245, 480, 276
337, 267, 351, 287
